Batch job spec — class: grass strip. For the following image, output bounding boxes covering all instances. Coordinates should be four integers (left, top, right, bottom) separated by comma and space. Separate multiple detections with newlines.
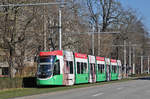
0, 78, 134, 99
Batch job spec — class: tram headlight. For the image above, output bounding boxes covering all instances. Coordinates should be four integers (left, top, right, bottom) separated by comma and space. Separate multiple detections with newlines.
37, 72, 41, 75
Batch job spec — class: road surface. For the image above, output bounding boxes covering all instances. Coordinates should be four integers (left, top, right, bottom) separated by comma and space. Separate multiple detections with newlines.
15, 77, 150, 99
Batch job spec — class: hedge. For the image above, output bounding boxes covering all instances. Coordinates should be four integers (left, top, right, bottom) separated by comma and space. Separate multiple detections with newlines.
0, 77, 36, 90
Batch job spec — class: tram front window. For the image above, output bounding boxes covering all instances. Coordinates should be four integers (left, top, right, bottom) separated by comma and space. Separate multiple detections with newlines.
37, 56, 56, 78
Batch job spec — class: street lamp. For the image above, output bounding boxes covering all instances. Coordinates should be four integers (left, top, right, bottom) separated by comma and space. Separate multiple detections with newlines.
58, 4, 63, 50
57, 0, 65, 50
92, 25, 95, 55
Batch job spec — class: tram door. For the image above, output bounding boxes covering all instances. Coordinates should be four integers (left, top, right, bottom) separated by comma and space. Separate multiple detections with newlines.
107, 65, 111, 81
105, 58, 111, 81
117, 60, 122, 80
90, 64, 96, 83
88, 55, 96, 83
63, 51, 75, 85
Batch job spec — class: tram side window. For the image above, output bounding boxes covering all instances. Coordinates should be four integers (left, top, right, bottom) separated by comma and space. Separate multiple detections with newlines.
81, 62, 88, 74
81, 62, 84, 74
100, 64, 103, 73
77, 62, 81, 74
114, 66, 117, 73
77, 62, 87, 74
98, 64, 104, 74
90, 63, 96, 73
114, 66, 116, 73
102, 64, 105, 73
83, 63, 87, 73
69, 61, 73, 74
53, 60, 60, 75
90, 63, 93, 71
112, 65, 117, 73
66, 61, 69, 73
93, 64, 96, 73
66, 61, 73, 74
98, 64, 100, 73
112, 65, 114, 73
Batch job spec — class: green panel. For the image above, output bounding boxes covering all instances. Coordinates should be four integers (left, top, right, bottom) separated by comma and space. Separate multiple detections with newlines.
75, 74, 88, 84
111, 65, 119, 80
96, 73, 106, 82
111, 73, 118, 80
53, 75, 63, 85
37, 75, 63, 85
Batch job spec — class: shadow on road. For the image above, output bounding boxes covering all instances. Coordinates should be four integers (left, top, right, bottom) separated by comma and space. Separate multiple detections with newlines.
137, 77, 150, 80
22, 76, 150, 88
22, 77, 37, 88
22, 77, 66, 88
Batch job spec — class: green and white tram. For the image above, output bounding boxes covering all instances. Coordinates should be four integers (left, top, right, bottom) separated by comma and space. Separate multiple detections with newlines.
36, 50, 122, 86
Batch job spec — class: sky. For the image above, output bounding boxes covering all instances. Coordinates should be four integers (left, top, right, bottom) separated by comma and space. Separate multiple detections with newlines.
120, 0, 150, 32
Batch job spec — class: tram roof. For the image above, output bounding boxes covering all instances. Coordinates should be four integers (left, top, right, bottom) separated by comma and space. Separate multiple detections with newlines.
96, 56, 105, 61
39, 50, 63, 56
74, 52, 87, 59
110, 59, 117, 63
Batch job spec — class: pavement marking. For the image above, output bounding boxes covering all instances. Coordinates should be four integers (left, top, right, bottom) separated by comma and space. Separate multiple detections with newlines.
93, 93, 104, 97
117, 87, 123, 90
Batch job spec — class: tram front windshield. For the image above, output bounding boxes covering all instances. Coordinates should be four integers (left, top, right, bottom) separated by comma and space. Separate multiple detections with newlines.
37, 56, 56, 78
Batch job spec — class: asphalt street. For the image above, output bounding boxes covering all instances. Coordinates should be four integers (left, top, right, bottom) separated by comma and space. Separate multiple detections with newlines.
15, 77, 150, 99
